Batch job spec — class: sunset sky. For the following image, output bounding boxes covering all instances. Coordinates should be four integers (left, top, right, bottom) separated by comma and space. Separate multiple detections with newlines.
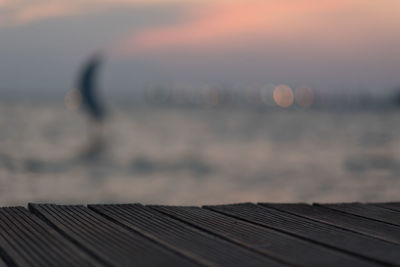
1, 0, 399, 97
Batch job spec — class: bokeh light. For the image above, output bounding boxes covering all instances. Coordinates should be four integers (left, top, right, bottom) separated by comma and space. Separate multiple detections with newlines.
295, 86, 314, 108
273, 85, 294, 108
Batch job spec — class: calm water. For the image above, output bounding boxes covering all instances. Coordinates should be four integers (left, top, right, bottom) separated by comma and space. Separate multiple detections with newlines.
1, 102, 400, 206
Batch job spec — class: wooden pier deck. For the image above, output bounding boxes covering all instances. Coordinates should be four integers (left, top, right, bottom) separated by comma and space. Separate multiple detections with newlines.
1, 202, 400, 266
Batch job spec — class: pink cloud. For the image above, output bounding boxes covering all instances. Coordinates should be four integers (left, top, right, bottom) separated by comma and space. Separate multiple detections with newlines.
118, 0, 349, 53
117, 0, 400, 59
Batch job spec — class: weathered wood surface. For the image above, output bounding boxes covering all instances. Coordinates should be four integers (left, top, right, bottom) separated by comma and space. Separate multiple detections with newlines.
207, 203, 400, 266
320, 203, 400, 226
375, 202, 400, 213
262, 203, 400, 244
0, 202, 399, 266
0, 207, 97, 267
89, 204, 283, 267
29, 204, 197, 267
152, 205, 378, 267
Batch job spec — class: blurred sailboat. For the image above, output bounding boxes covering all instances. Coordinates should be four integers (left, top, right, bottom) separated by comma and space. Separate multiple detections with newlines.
76, 52, 107, 160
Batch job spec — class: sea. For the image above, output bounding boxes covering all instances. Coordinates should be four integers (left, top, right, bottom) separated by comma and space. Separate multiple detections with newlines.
1, 100, 400, 206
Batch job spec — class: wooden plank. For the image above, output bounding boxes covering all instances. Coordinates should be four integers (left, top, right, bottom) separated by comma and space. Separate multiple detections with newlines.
374, 202, 400, 213
206, 203, 400, 266
0, 254, 8, 267
152, 205, 379, 267
262, 203, 400, 245
89, 204, 287, 267
29, 204, 198, 267
0, 207, 98, 267
320, 203, 400, 227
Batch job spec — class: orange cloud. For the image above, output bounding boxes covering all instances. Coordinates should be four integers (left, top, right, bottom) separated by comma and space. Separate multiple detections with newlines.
119, 0, 348, 53
117, 0, 400, 57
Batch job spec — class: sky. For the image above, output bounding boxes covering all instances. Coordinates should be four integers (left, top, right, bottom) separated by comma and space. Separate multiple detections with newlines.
1, 0, 400, 98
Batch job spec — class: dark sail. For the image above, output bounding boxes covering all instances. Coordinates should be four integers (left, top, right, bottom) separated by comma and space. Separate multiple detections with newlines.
78, 53, 105, 121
